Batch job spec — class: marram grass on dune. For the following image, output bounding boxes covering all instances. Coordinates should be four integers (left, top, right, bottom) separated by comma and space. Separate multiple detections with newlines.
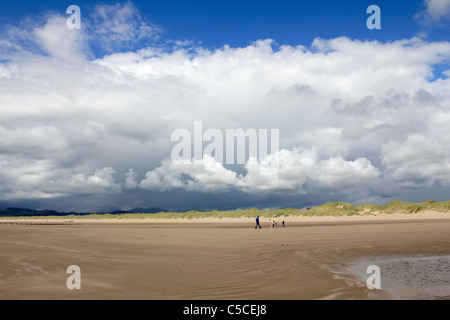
1, 200, 450, 220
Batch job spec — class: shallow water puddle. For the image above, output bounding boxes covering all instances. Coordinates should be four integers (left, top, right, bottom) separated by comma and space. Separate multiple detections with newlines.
329, 254, 450, 299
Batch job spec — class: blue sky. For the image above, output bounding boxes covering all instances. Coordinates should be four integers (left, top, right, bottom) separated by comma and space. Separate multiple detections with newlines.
0, 1, 450, 212
1, 0, 447, 49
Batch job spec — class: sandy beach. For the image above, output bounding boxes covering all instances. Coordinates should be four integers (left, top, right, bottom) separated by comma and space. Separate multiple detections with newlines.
1, 212, 449, 300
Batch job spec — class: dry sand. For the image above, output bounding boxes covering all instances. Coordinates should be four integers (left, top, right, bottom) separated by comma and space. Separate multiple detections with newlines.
1, 212, 449, 300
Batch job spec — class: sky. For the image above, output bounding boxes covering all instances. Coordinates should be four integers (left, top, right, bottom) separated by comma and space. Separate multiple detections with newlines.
0, 0, 450, 212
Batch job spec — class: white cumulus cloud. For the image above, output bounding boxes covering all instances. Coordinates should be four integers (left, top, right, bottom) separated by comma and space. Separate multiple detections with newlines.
1, 3, 450, 211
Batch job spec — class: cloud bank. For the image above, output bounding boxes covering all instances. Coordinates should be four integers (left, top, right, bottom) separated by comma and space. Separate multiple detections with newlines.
1, 2, 450, 211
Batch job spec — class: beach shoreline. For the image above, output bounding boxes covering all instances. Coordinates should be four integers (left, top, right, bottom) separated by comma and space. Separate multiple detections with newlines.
1, 212, 449, 300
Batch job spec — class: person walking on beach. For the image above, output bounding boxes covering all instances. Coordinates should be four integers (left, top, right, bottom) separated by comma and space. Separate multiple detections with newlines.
255, 216, 262, 229
270, 217, 276, 229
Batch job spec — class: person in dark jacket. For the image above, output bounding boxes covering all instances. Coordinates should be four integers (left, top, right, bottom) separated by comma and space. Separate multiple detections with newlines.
255, 216, 262, 229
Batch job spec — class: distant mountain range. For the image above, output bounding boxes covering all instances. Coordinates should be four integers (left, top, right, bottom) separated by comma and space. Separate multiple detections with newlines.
0, 207, 169, 217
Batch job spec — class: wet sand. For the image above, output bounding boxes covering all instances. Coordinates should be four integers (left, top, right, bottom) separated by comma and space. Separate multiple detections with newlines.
1, 217, 449, 300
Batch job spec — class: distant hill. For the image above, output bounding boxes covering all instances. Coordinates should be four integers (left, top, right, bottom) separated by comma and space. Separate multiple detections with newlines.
0, 207, 85, 217
0, 207, 168, 217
